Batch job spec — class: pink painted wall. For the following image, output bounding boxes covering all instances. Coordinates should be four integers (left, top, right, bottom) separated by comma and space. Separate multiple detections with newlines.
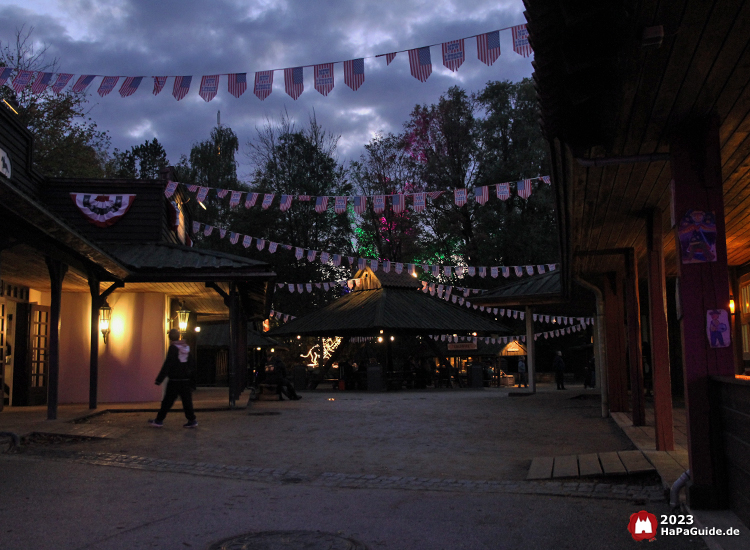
59, 292, 168, 404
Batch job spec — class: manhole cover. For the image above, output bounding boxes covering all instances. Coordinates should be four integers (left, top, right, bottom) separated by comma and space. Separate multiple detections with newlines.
208, 530, 367, 549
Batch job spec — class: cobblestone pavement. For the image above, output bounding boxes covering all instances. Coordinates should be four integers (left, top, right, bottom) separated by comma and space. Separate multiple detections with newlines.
5, 448, 666, 504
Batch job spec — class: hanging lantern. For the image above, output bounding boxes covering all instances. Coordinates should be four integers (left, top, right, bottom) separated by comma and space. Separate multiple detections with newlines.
99, 302, 112, 344
177, 303, 190, 334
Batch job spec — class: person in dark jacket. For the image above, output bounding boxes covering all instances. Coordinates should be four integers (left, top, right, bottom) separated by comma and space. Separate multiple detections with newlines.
268, 357, 301, 401
149, 329, 197, 428
553, 350, 566, 390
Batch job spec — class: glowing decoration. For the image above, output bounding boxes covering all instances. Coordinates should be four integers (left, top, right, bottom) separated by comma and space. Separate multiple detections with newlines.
300, 344, 320, 367
99, 302, 112, 344
177, 303, 190, 334
322, 336, 342, 359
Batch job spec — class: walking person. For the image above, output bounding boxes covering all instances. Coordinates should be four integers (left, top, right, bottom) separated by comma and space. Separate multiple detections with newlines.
517, 357, 527, 388
553, 350, 566, 390
149, 329, 197, 428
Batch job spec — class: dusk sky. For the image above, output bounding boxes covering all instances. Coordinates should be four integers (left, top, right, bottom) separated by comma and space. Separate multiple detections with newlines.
0, 0, 534, 178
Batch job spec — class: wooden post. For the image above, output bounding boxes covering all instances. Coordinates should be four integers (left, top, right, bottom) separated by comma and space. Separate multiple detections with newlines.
670, 117, 734, 509
88, 276, 100, 410
525, 306, 536, 393
625, 249, 646, 426
227, 284, 239, 408
45, 257, 67, 421
603, 272, 628, 412
647, 209, 675, 450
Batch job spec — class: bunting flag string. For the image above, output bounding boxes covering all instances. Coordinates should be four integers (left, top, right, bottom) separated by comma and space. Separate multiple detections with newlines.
0, 25, 531, 102
191, 218, 559, 280
427, 322, 588, 346
163, 175, 551, 214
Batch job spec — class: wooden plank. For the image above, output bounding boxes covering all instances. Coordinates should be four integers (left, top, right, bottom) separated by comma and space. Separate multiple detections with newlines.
552, 454, 579, 478
643, 450, 686, 488
526, 456, 554, 480
598, 451, 627, 475
577, 453, 603, 477
618, 450, 655, 474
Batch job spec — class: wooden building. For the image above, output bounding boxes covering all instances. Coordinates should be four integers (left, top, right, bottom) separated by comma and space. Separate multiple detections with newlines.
0, 102, 275, 417
524, 0, 750, 521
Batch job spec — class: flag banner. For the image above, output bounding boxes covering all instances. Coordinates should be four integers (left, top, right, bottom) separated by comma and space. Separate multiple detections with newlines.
227, 73, 247, 98
444, 266, 452, 277
343, 58, 365, 91
321, 252, 330, 264
192, 221, 201, 234
353, 195, 366, 214
306, 283, 312, 293
199, 74, 219, 102
0, 67, 13, 86
71, 194, 136, 228
451, 295, 457, 303
477, 30, 501, 66
479, 267, 487, 278
219, 228, 226, 239
164, 182, 178, 197
314, 63, 334, 96
459, 298, 465, 306
463, 288, 470, 297
370, 259, 378, 271
187, 184, 199, 193
408, 47, 432, 82
383, 260, 390, 273
11, 70, 35, 93
230, 191, 242, 208
502, 267, 510, 278
541, 175, 551, 185
230, 232, 239, 244
97, 76, 119, 97
253, 70, 274, 100
548, 263, 557, 271
269, 242, 278, 253
454, 188, 468, 206
442, 38, 465, 72
347, 280, 354, 290
412, 192, 426, 212
49, 73, 73, 95
332, 254, 341, 266
262, 193, 275, 209
455, 267, 464, 277
525, 265, 534, 275
520, 311, 525, 320
468, 267, 476, 277
373, 195, 385, 213
173, 75, 192, 101
516, 179, 531, 199
243, 235, 252, 248
196, 187, 209, 202
511, 24, 533, 57
513, 310, 518, 319
383, 52, 397, 65
204, 225, 213, 237
422, 264, 429, 273
295, 247, 304, 260
490, 267, 498, 278
218, 189, 230, 198
284, 67, 304, 100
323, 282, 330, 291
348, 256, 356, 266
279, 194, 293, 212
71, 74, 96, 93
537, 265, 546, 274
31, 71, 53, 94
256, 238, 266, 251
307, 250, 317, 262
496, 182, 510, 200
152, 76, 167, 95
315, 196, 329, 213
298, 195, 311, 201
474, 186, 489, 205
446, 286, 452, 297
334, 196, 347, 214
297, 284, 304, 293
392, 194, 405, 213
430, 265, 439, 277
514, 266, 523, 277
395, 262, 403, 274
119, 76, 142, 97
358, 258, 366, 270
427, 190, 444, 200
245, 193, 259, 208
408, 263, 416, 276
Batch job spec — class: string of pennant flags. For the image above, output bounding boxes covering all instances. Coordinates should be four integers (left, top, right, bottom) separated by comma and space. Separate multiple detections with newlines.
429, 322, 588, 345
191, 218, 558, 279
0, 25, 532, 103
166, 176, 551, 215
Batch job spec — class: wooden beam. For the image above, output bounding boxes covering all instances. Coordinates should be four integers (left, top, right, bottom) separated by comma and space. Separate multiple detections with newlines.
45, 257, 67, 421
603, 272, 628, 412
526, 306, 536, 393
88, 279, 124, 410
625, 249, 646, 426
647, 209, 675, 450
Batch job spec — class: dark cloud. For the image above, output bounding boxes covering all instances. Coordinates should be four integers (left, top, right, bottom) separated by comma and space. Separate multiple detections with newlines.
0, 0, 533, 177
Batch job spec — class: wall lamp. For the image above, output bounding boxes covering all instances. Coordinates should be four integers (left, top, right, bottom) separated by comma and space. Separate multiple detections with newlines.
99, 301, 112, 344
177, 302, 191, 334
730, 295, 736, 315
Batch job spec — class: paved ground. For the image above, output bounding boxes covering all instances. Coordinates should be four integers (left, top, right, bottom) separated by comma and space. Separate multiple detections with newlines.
0, 385, 732, 549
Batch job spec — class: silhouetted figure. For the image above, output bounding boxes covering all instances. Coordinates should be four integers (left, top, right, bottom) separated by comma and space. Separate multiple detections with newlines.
553, 351, 566, 390
149, 329, 197, 428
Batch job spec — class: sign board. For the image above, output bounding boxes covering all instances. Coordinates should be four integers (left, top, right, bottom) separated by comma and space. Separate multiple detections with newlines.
448, 342, 477, 351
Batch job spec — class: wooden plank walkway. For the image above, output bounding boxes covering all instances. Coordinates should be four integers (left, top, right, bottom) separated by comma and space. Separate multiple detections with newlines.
527, 450, 655, 480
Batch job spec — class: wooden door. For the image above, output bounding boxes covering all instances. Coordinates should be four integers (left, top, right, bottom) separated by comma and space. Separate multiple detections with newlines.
27, 305, 50, 406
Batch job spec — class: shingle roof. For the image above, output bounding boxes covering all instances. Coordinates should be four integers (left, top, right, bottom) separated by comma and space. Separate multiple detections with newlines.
106, 242, 269, 272
473, 271, 562, 304
269, 286, 511, 337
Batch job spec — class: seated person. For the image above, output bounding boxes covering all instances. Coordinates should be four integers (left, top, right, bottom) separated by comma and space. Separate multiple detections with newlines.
267, 357, 301, 401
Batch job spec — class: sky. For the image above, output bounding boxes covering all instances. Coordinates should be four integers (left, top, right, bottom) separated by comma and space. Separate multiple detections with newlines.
0, 0, 533, 179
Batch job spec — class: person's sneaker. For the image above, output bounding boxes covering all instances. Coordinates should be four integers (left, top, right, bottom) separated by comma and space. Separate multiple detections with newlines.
183, 420, 198, 428
148, 419, 163, 428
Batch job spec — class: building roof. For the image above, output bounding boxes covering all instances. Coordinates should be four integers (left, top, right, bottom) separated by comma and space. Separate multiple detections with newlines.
197, 323, 280, 348
269, 286, 511, 337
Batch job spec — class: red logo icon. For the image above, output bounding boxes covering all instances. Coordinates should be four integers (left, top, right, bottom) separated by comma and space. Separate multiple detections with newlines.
627, 510, 658, 541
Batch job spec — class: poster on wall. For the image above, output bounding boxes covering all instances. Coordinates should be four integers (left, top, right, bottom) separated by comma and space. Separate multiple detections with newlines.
678, 210, 717, 264
706, 309, 730, 348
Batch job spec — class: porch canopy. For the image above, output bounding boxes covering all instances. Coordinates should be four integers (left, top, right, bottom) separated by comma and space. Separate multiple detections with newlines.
269, 267, 511, 338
